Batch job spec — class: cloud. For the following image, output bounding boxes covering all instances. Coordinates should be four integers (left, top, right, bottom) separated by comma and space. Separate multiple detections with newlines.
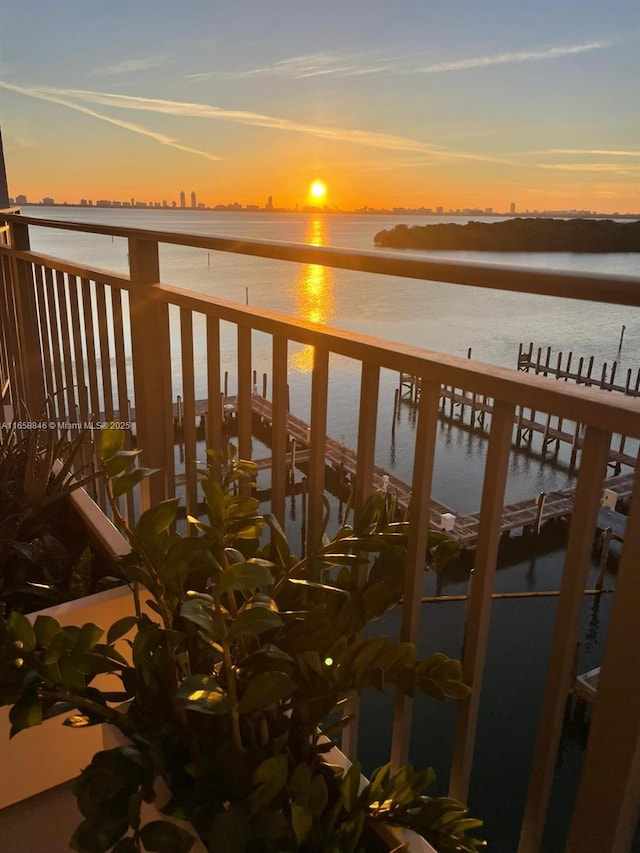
189, 41, 610, 81
415, 42, 608, 73
0, 81, 222, 162
330, 157, 442, 173
12, 83, 514, 165
538, 162, 640, 176
188, 51, 393, 81
89, 56, 168, 76
529, 148, 640, 157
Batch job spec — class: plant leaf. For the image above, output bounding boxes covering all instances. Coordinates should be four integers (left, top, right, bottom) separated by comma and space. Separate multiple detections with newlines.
75, 623, 105, 653
248, 754, 288, 815
227, 606, 283, 640
139, 820, 197, 853
9, 683, 43, 736
104, 450, 143, 479
177, 675, 230, 714
218, 561, 274, 594
107, 616, 139, 645
135, 498, 180, 536
239, 671, 297, 713
7, 611, 36, 653
291, 803, 313, 844
180, 597, 216, 636
99, 426, 125, 461
33, 614, 61, 648
209, 807, 251, 852
342, 761, 363, 812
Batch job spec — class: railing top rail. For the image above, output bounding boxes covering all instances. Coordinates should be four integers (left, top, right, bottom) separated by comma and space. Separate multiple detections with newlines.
4, 235, 639, 435
4, 212, 640, 306
0, 245, 131, 291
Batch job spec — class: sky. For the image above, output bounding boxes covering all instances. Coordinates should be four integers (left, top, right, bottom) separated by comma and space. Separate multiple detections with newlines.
0, 0, 639, 213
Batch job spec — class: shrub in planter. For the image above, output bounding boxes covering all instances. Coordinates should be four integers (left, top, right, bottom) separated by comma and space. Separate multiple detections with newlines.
0, 418, 119, 613
0, 428, 485, 852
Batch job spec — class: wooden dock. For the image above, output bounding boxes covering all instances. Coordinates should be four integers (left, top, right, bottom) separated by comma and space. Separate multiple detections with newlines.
231, 395, 635, 549
399, 340, 640, 472
246, 395, 461, 530
398, 380, 636, 471
517, 341, 640, 398
450, 472, 634, 547
155, 358, 637, 550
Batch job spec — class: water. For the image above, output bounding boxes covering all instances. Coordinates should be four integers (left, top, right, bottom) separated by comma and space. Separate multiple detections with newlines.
26, 208, 640, 370
22, 206, 640, 850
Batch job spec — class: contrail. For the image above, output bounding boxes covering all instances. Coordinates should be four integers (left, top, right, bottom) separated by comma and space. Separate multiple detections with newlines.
415, 42, 607, 73
0, 80, 222, 162
3, 82, 515, 165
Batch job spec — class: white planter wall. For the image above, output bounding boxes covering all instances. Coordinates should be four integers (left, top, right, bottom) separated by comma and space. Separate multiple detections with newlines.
0, 586, 136, 809
0, 480, 133, 809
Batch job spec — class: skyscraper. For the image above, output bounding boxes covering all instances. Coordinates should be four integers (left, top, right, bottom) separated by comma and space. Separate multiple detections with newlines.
0, 128, 10, 210
190, 191, 196, 209
180, 190, 186, 209
510, 202, 516, 215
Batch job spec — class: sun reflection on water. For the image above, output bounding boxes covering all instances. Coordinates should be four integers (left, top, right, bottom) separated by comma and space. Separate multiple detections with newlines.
290, 217, 335, 373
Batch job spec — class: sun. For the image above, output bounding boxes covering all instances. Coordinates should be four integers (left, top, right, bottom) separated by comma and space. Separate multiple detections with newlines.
310, 180, 327, 199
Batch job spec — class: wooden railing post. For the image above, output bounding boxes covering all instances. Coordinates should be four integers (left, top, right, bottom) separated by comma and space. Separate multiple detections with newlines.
518, 426, 611, 853
341, 361, 380, 761
0, 251, 22, 411
270, 336, 289, 525
237, 325, 253, 461
391, 379, 440, 769
449, 401, 515, 800
128, 237, 174, 510
206, 317, 223, 455
566, 478, 640, 852
306, 346, 329, 563
8, 218, 45, 416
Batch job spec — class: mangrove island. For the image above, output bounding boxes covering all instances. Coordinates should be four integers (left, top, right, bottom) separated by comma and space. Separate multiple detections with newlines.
373, 217, 640, 252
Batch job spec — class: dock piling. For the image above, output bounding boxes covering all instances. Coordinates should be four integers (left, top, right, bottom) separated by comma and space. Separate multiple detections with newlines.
596, 527, 612, 590
534, 492, 546, 535
618, 324, 626, 351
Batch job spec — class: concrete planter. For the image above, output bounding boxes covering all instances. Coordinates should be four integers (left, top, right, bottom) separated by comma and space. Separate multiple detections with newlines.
0, 746, 436, 853
0, 483, 133, 809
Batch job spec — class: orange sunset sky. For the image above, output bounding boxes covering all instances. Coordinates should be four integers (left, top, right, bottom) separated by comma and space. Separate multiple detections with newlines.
0, 1, 638, 212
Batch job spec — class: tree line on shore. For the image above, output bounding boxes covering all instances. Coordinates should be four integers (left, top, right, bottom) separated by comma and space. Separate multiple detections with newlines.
373, 217, 640, 252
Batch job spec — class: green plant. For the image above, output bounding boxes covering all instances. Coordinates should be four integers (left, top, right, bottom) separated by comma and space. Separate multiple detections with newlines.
0, 429, 485, 852
0, 415, 104, 611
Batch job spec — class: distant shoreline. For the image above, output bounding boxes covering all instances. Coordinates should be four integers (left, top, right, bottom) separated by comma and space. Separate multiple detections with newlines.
374, 217, 640, 252
13, 204, 640, 220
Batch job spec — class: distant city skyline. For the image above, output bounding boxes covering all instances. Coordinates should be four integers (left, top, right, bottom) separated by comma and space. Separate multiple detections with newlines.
8, 191, 636, 218
0, 2, 638, 212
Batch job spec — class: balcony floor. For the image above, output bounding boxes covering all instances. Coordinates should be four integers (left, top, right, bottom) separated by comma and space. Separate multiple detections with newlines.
0, 781, 80, 853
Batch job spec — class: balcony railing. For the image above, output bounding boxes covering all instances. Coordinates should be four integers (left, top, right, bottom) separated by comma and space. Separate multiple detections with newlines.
1, 211, 639, 852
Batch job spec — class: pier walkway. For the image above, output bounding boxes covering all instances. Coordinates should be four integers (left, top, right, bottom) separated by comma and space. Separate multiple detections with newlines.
246, 395, 460, 529
451, 472, 634, 547
124, 389, 634, 549
227, 395, 634, 549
